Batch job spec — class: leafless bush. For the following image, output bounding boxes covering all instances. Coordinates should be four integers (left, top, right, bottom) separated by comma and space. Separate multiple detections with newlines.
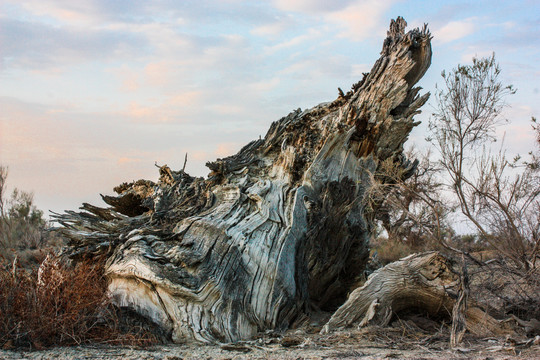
0, 254, 158, 349
367, 150, 452, 262
369, 55, 539, 324
428, 54, 538, 271
425, 55, 539, 323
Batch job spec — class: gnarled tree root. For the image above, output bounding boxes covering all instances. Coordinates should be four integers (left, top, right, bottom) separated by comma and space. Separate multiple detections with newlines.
322, 252, 510, 337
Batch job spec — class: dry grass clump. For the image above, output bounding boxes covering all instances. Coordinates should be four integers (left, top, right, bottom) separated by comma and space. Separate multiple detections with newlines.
0, 254, 158, 350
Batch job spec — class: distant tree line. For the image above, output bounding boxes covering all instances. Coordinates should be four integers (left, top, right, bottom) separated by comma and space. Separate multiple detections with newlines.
0, 166, 59, 265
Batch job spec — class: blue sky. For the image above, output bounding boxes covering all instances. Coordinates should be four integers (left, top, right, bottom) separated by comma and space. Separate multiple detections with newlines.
1, 0, 539, 216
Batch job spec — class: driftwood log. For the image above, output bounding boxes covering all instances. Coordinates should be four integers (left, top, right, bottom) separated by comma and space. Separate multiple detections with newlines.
323, 252, 507, 337
52, 18, 502, 343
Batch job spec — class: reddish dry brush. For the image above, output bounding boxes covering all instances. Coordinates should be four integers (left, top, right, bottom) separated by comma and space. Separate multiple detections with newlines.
0, 254, 158, 349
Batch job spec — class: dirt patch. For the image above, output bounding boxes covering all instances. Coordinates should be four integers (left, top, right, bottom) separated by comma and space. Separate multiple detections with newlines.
2, 326, 539, 359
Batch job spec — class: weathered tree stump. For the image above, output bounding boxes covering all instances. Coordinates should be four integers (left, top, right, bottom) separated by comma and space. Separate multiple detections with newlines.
55, 17, 434, 343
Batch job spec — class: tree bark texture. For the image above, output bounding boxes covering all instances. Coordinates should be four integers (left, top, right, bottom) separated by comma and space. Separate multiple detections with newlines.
55, 17, 433, 343
323, 252, 508, 337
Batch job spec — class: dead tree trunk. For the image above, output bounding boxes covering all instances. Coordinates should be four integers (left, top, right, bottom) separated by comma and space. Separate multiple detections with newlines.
55, 17, 433, 343
322, 252, 508, 337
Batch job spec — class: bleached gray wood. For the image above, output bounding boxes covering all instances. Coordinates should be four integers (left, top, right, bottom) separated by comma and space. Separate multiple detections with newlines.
322, 252, 509, 337
55, 17, 433, 343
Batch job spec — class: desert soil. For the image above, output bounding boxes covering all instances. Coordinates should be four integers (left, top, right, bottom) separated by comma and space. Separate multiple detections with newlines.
1, 326, 539, 360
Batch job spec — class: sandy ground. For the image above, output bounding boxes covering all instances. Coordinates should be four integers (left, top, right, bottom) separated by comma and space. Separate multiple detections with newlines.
1, 327, 539, 360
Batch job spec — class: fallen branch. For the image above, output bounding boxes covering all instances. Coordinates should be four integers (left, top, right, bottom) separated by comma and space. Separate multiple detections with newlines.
322, 252, 511, 338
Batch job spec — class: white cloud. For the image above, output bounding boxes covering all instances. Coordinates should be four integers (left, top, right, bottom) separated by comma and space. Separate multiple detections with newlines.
263, 28, 320, 54
11, 0, 104, 26
251, 15, 295, 37
278, 55, 351, 84
0, 16, 148, 71
272, 0, 355, 14
433, 18, 476, 44
487, 21, 515, 30
1, 0, 538, 221
459, 50, 494, 63
495, 104, 538, 156
210, 104, 246, 116
351, 63, 371, 77
247, 78, 281, 92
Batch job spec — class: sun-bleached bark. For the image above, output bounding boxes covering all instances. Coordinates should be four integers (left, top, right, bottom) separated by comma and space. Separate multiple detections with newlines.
322, 252, 508, 337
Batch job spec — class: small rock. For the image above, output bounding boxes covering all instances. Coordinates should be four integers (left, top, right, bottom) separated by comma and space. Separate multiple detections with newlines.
220, 343, 251, 353
280, 335, 303, 347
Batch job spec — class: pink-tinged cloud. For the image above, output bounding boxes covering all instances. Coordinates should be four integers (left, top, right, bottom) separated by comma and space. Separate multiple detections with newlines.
271, 0, 393, 41
168, 91, 204, 107
0, 97, 203, 213
117, 157, 142, 165
144, 61, 177, 88
122, 91, 203, 123
326, 1, 392, 41
214, 143, 241, 158
190, 151, 208, 161
111, 65, 141, 92
126, 102, 155, 119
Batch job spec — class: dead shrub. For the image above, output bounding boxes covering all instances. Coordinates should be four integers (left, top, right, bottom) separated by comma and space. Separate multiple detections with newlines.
371, 236, 414, 264
469, 259, 540, 322
0, 254, 158, 349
